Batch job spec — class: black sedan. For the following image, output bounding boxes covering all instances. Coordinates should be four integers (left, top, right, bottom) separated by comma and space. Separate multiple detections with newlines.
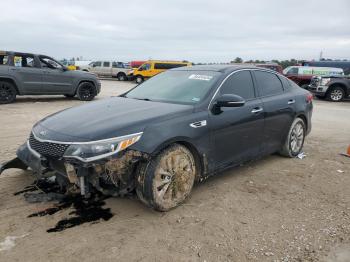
0, 65, 313, 211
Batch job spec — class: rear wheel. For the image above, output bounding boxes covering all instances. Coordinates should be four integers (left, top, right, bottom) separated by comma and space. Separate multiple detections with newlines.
77, 82, 96, 101
0, 81, 17, 104
136, 144, 197, 211
279, 117, 306, 157
327, 86, 345, 102
135, 75, 144, 84
117, 73, 127, 81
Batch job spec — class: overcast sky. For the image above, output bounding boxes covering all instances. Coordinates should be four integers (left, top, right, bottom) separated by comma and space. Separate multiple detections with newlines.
1, 0, 349, 62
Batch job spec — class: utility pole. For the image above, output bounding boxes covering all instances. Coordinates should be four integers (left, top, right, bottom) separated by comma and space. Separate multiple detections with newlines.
319, 50, 323, 61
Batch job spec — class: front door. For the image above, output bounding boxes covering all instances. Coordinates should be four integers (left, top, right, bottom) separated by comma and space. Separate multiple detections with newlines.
11, 53, 42, 94
39, 56, 73, 94
209, 70, 264, 168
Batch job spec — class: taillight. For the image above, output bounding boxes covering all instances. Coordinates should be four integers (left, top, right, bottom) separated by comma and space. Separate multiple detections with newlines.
306, 92, 313, 103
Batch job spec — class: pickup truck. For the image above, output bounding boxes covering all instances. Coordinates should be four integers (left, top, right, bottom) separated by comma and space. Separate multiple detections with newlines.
308, 75, 350, 101
86, 61, 130, 81
0, 51, 101, 104
284, 66, 344, 89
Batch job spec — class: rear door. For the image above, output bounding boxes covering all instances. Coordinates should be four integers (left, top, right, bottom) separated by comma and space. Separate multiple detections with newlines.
210, 70, 264, 167
252, 70, 295, 155
10, 53, 42, 94
101, 61, 111, 76
39, 56, 73, 94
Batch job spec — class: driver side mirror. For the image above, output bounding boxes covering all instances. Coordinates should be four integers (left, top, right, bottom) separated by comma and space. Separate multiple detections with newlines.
212, 94, 245, 114
62, 66, 68, 71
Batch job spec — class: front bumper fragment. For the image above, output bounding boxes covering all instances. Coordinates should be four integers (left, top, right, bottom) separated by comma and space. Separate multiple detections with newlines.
308, 85, 328, 96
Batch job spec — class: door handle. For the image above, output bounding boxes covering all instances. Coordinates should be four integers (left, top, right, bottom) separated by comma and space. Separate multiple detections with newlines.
251, 107, 263, 114
288, 99, 295, 105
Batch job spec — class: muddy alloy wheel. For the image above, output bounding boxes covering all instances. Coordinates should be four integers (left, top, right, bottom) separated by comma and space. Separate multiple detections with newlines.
327, 86, 344, 102
136, 144, 197, 211
77, 82, 96, 101
0, 81, 17, 104
279, 117, 306, 157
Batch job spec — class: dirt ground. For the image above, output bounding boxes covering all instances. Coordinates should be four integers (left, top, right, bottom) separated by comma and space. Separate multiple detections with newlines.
0, 80, 349, 262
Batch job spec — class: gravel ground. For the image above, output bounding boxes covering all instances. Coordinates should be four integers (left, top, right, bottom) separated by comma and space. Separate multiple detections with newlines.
0, 80, 349, 262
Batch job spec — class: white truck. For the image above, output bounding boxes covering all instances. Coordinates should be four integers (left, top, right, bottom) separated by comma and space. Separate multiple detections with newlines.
86, 61, 130, 80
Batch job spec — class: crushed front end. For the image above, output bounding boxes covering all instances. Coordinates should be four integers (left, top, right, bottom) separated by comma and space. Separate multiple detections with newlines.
1, 131, 149, 197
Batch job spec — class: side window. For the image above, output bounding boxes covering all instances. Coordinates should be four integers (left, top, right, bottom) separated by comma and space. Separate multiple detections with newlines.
112, 62, 117, 68
287, 67, 298, 75
94, 61, 102, 67
40, 57, 62, 70
279, 76, 291, 89
139, 63, 151, 70
220, 71, 255, 100
103, 61, 110, 67
254, 71, 284, 96
14, 54, 36, 68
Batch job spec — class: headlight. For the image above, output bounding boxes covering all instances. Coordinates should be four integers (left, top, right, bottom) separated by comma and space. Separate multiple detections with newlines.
320, 78, 331, 86
63, 132, 142, 162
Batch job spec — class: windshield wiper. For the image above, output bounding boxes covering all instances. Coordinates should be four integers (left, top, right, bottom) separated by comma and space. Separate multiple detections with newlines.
133, 97, 152, 101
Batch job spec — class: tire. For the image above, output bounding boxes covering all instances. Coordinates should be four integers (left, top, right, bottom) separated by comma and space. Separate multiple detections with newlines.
0, 81, 17, 104
279, 117, 306, 158
76, 82, 96, 101
117, 73, 127, 81
64, 94, 75, 98
326, 86, 345, 102
136, 144, 197, 211
135, 75, 144, 84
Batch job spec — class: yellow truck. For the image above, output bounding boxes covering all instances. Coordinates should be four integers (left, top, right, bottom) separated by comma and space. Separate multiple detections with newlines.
129, 60, 191, 83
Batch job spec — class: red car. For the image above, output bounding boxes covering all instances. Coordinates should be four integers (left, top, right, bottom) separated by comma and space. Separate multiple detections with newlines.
130, 61, 146, 69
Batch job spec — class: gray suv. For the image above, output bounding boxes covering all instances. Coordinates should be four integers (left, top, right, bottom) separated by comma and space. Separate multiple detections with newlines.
0, 51, 101, 104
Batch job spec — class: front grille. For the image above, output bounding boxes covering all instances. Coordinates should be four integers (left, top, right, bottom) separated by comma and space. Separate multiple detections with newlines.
29, 133, 70, 158
310, 77, 320, 87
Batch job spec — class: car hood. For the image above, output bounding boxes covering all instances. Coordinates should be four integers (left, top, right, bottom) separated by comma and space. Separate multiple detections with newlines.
32, 97, 193, 142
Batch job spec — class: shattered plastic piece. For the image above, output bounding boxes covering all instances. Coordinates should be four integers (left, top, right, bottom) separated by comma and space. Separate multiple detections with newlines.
297, 152, 306, 159
337, 170, 345, 173
0, 234, 28, 252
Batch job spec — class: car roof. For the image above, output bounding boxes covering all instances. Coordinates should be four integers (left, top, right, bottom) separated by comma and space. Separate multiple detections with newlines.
173, 64, 260, 73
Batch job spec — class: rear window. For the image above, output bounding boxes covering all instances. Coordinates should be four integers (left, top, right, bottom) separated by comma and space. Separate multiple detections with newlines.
14, 54, 35, 68
0, 55, 8, 65
254, 71, 284, 96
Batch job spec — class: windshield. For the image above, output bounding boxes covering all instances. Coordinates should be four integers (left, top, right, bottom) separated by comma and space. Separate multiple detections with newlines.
126, 70, 221, 104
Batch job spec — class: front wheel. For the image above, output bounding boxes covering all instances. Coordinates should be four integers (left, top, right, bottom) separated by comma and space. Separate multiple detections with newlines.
136, 144, 197, 211
0, 81, 17, 104
327, 86, 345, 102
76, 82, 96, 101
279, 117, 306, 157
135, 75, 144, 84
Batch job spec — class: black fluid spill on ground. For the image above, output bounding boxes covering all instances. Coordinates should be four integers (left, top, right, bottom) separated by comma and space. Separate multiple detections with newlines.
14, 179, 63, 195
15, 178, 114, 233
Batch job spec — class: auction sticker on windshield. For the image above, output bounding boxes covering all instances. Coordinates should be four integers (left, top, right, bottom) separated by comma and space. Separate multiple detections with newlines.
189, 74, 213, 81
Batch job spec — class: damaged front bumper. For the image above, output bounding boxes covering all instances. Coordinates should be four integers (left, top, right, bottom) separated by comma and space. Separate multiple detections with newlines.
1, 140, 149, 197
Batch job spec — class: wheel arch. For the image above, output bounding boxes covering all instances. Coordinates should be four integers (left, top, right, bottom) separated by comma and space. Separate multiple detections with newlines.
150, 138, 206, 181
75, 80, 96, 94
295, 113, 308, 131
0, 77, 20, 94
326, 83, 348, 97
